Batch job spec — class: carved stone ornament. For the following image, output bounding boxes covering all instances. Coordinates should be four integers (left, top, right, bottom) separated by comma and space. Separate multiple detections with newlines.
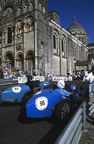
16, 33, 23, 44
24, 16, 32, 28
17, 7, 21, 16
4, 7, 13, 18
16, 45, 22, 51
16, 20, 23, 34
16, 34, 22, 40
29, 2, 33, 10
2, 32, 6, 43
24, 4, 28, 13
0, 6, 2, 11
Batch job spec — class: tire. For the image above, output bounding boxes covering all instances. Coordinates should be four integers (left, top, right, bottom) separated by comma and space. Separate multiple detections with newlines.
54, 100, 70, 122
66, 81, 89, 101
21, 91, 32, 105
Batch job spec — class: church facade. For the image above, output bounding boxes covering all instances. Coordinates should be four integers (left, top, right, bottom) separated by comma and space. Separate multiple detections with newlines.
0, 0, 88, 76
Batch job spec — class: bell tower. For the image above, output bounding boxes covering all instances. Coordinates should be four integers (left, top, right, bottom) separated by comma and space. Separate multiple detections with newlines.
34, 0, 48, 15
34, 0, 50, 76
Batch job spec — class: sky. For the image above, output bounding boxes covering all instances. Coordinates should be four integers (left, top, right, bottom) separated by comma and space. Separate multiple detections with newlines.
48, 0, 94, 43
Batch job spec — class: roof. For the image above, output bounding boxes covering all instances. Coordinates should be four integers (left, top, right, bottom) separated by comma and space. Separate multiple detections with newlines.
67, 17, 87, 34
87, 43, 94, 47
48, 10, 59, 16
76, 61, 89, 66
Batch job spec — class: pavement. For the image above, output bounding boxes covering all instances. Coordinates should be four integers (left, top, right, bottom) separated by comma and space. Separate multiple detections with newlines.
0, 104, 67, 144
79, 117, 94, 144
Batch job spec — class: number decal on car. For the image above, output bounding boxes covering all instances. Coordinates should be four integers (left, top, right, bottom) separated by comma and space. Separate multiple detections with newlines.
35, 97, 48, 110
12, 87, 21, 93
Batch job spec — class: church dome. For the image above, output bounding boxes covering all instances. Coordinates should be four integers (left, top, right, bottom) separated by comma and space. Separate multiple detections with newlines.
67, 17, 87, 34
67, 17, 88, 45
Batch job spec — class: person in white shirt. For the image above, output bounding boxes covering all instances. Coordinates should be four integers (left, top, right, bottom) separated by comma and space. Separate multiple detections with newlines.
83, 71, 89, 82
86, 66, 94, 105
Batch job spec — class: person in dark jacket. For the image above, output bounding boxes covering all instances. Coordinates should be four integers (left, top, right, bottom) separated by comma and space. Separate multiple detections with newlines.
26, 75, 40, 93
0, 68, 3, 79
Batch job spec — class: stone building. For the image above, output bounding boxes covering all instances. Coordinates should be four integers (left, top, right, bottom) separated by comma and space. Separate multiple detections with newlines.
87, 43, 94, 70
0, 0, 88, 76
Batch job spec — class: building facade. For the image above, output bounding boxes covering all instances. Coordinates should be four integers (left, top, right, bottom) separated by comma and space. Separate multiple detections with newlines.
0, 0, 88, 76
87, 43, 94, 70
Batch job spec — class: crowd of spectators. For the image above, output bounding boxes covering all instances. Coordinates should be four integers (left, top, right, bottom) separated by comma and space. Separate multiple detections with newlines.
0, 66, 91, 81
0, 67, 25, 79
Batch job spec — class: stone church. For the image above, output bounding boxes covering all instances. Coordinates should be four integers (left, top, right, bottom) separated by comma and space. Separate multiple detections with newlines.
0, 0, 89, 76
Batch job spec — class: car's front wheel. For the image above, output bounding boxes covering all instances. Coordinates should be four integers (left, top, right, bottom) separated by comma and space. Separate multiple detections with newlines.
21, 91, 32, 105
54, 100, 70, 122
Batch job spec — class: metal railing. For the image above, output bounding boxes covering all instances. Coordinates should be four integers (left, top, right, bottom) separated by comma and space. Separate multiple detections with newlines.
0, 79, 18, 86
55, 101, 87, 144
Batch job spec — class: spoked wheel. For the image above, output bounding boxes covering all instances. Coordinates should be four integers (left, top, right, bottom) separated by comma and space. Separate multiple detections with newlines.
21, 91, 32, 105
54, 100, 70, 122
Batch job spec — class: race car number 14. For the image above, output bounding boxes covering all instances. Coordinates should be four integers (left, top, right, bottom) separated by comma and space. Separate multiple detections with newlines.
35, 97, 48, 111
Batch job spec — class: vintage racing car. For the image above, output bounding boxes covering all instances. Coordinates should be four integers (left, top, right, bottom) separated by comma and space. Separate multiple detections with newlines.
22, 81, 88, 122
0, 80, 51, 104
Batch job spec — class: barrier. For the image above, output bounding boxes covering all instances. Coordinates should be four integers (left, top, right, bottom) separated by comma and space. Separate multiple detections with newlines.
55, 101, 87, 144
33, 76, 45, 82
0, 79, 18, 86
18, 76, 27, 83
51, 76, 73, 82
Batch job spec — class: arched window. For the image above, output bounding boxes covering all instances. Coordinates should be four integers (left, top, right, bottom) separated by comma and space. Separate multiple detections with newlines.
62, 39, 64, 52
53, 31, 59, 55
41, 41, 44, 56
7, 27, 12, 44
53, 34, 58, 49
88, 54, 91, 61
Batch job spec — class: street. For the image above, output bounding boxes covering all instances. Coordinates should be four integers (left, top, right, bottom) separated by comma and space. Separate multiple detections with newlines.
0, 103, 66, 144
0, 82, 86, 144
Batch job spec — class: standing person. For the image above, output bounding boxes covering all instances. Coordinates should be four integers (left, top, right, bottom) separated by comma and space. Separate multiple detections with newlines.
67, 70, 70, 78
83, 71, 89, 82
85, 65, 94, 105
3, 69, 8, 79
0, 68, 3, 79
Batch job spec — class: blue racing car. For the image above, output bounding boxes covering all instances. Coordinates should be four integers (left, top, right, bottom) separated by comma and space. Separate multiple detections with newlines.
22, 82, 83, 122
0, 77, 51, 105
